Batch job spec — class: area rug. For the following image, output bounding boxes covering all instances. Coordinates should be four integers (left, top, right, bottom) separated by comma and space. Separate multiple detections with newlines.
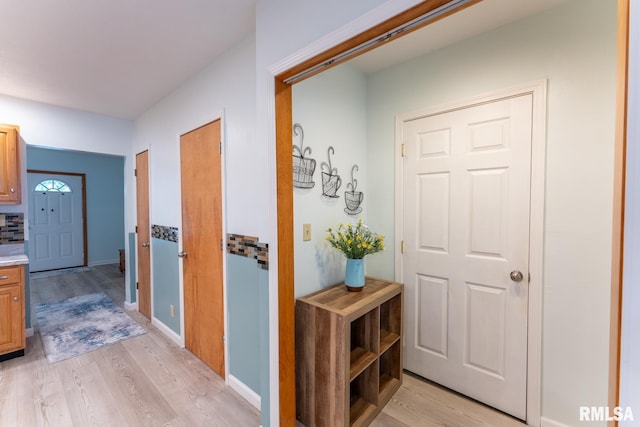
35, 292, 146, 363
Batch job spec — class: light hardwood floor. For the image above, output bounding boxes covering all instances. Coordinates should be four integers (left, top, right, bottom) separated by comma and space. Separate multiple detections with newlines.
373, 373, 526, 427
1, 264, 260, 427
5, 264, 526, 427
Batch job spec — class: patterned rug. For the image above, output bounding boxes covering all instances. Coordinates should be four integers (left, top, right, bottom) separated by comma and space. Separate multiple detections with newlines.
35, 292, 146, 363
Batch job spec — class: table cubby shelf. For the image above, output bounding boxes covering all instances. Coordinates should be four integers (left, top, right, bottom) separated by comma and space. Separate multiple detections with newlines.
296, 277, 403, 427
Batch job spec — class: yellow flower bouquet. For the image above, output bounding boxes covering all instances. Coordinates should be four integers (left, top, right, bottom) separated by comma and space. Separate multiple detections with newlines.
326, 219, 384, 259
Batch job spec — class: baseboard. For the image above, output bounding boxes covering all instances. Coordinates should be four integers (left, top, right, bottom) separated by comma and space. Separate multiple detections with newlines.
88, 259, 119, 267
228, 374, 261, 410
124, 301, 138, 311
541, 416, 572, 427
151, 317, 182, 347
25, 328, 34, 337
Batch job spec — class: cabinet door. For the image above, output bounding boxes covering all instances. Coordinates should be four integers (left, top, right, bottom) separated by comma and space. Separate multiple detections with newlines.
0, 125, 20, 204
0, 282, 24, 354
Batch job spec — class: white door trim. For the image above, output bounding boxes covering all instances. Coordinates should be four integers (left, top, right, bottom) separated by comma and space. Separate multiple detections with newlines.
395, 80, 546, 426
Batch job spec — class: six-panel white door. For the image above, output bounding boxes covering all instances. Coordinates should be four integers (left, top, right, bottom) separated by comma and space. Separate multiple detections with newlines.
402, 94, 532, 419
28, 173, 84, 272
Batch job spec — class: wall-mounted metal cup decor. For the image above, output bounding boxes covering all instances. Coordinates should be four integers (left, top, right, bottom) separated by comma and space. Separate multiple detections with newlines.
344, 164, 363, 215
320, 146, 342, 198
292, 123, 316, 189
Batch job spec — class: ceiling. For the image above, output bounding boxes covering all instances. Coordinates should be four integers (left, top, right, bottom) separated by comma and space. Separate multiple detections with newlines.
350, 0, 570, 74
0, 0, 568, 120
0, 0, 256, 119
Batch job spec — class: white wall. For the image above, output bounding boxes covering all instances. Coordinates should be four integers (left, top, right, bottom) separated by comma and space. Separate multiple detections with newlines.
0, 94, 132, 226
620, 0, 640, 423
292, 64, 370, 298
365, 0, 616, 425
132, 35, 259, 236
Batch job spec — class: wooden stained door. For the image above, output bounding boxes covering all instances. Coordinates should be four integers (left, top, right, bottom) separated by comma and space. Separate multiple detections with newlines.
180, 120, 225, 377
135, 151, 151, 319
402, 94, 533, 419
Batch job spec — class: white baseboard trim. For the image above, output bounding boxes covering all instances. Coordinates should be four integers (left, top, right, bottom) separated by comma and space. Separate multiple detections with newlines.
541, 416, 572, 427
25, 328, 34, 337
151, 317, 182, 347
228, 374, 261, 410
124, 301, 138, 311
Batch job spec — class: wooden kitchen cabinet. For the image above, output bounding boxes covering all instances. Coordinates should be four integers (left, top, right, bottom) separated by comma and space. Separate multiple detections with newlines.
0, 125, 21, 204
0, 265, 25, 359
296, 277, 403, 427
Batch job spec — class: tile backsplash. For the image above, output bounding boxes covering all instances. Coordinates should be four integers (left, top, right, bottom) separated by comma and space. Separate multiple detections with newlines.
227, 234, 269, 271
0, 213, 24, 244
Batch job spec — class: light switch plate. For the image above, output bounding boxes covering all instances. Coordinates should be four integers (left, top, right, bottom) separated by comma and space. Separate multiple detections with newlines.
303, 223, 311, 241
0, 215, 5, 227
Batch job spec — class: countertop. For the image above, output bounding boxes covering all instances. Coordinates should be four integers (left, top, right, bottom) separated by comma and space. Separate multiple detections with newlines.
0, 254, 29, 266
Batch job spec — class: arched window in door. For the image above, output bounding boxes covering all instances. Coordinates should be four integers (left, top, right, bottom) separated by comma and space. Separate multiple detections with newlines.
34, 179, 71, 193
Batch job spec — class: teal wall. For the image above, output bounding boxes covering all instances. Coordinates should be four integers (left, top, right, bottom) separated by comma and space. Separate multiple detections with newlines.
258, 267, 270, 427
24, 241, 31, 329
227, 253, 270, 426
128, 232, 136, 303
151, 237, 180, 334
26, 146, 125, 265
227, 254, 261, 392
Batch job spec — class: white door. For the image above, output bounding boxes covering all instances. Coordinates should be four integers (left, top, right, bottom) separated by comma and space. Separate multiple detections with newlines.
28, 173, 85, 272
402, 94, 532, 419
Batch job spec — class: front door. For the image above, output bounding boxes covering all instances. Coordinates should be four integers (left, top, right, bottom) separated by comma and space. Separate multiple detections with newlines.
28, 172, 85, 272
402, 94, 532, 419
180, 120, 225, 377
135, 151, 151, 319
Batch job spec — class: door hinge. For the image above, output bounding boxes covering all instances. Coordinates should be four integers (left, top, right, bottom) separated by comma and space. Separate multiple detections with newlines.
136, 282, 139, 290
220, 239, 223, 250
219, 141, 222, 154
135, 225, 138, 233
401, 143, 405, 158
222, 334, 225, 343
401, 240, 405, 254
134, 168, 137, 177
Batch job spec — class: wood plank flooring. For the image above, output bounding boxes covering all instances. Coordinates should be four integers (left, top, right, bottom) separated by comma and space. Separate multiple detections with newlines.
373, 373, 526, 427
1, 264, 259, 427
5, 264, 526, 426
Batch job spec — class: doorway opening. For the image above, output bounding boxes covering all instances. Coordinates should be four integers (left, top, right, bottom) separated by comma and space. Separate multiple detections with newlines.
273, 1, 627, 426
27, 170, 87, 273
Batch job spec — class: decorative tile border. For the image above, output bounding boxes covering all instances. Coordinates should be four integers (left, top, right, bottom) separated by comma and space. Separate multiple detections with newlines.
227, 234, 269, 271
0, 213, 24, 244
151, 224, 178, 242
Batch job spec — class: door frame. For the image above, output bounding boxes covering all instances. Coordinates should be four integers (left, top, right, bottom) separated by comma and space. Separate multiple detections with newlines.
176, 111, 229, 382
394, 80, 546, 423
27, 169, 88, 268
270, 1, 629, 426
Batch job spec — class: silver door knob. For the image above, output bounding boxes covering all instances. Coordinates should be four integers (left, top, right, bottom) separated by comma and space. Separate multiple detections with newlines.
141, 242, 150, 247
178, 251, 188, 258
510, 270, 524, 282
12, 296, 18, 302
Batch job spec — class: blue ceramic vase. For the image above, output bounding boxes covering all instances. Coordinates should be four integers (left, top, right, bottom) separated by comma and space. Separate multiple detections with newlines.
345, 258, 365, 291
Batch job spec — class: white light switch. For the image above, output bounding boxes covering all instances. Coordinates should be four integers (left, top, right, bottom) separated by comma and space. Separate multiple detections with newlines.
303, 223, 311, 241
0, 215, 5, 227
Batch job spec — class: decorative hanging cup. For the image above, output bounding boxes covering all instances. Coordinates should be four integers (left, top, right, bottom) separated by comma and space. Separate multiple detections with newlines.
292, 123, 316, 188
344, 165, 363, 215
